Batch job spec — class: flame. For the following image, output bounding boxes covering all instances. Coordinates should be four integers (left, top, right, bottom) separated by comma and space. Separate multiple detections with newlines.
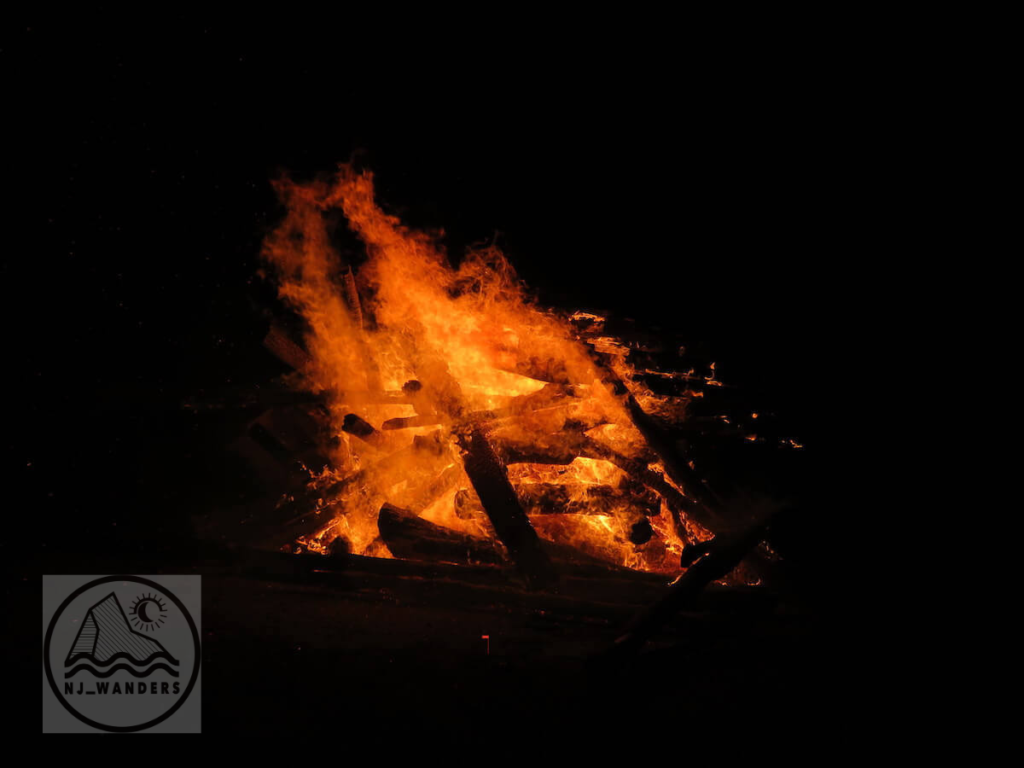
260, 164, 711, 573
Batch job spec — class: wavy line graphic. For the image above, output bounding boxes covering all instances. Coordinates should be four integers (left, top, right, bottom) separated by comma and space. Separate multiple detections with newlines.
64, 651, 180, 667
65, 663, 180, 679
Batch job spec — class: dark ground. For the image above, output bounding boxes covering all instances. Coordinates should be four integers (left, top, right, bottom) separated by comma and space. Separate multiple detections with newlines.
8, 19, 859, 738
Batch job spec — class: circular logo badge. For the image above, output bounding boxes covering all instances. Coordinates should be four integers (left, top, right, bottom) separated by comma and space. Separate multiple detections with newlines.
44, 576, 201, 732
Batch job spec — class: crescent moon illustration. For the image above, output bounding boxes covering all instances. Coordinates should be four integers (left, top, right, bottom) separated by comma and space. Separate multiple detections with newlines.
129, 594, 167, 631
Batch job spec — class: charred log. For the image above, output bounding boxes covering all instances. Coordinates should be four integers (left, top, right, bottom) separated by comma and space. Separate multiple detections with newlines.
457, 425, 554, 587
377, 503, 505, 566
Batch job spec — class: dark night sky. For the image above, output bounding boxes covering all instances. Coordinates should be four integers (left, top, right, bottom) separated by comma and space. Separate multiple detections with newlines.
10, 20, 852, 558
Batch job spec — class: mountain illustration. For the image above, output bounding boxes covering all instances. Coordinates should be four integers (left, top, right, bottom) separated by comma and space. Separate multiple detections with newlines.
64, 593, 180, 678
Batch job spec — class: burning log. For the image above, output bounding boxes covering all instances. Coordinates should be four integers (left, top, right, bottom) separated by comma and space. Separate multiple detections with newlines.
377, 503, 505, 566
457, 425, 554, 586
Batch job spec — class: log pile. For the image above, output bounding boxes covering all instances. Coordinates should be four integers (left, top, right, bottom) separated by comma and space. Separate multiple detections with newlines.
200, 307, 784, 593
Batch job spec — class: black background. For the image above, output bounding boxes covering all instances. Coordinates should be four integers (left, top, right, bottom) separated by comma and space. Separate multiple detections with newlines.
9, 18, 860, 737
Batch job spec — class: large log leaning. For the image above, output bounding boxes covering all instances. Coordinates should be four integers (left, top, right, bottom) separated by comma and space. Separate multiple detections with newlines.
456, 425, 555, 587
